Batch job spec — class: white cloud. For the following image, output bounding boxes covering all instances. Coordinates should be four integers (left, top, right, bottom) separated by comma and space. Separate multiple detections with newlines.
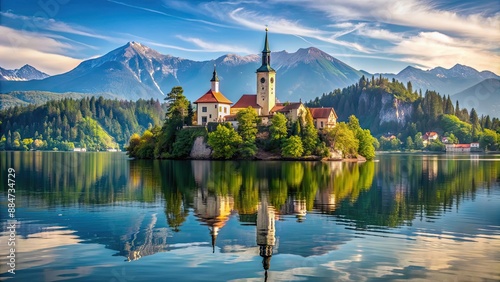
227, 8, 372, 53
0, 26, 81, 74
177, 35, 253, 53
356, 28, 403, 42
390, 32, 500, 72
271, 0, 500, 41
108, 0, 231, 28
0, 11, 117, 42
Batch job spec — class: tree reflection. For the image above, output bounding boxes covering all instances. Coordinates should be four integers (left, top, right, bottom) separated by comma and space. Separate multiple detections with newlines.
4, 151, 499, 264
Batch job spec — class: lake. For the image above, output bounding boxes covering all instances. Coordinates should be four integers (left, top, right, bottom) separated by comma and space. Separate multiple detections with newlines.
0, 151, 499, 281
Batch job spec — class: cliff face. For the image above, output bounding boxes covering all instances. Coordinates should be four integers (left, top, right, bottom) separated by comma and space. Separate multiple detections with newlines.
190, 136, 211, 159
358, 91, 413, 128
378, 93, 413, 125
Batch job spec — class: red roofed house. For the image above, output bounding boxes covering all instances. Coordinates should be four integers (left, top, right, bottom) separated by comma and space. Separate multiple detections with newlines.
423, 131, 439, 146
231, 94, 262, 115
309, 107, 338, 129
270, 102, 307, 123
194, 67, 232, 125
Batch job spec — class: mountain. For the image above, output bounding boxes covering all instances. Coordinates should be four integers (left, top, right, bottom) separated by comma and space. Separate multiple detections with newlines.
0, 43, 362, 102
453, 78, 500, 117
378, 64, 499, 96
270, 47, 363, 101
0, 64, 49, 81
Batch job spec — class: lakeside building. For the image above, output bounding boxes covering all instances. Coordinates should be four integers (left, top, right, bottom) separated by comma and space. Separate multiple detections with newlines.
193, 67, 233, 126
423, 131, 439, 146
194, 28, 336, 130
445, 142, 481, 152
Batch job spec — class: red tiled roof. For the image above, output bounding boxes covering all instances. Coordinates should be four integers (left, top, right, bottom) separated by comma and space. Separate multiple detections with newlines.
271, 102, 302, 113
270, 104, 284, 112
231, 94, 261, 109
309, 107, 337, 119
447, 144, 471, 148
194, 89, 232, 104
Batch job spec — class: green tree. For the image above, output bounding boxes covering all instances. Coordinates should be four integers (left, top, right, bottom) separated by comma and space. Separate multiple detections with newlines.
208, 124, 242, 159
291, 120, 302, 136
470, 108, 480, 141
185, 103, 194, 126
22, 138, 34, 150
270, 113, 288, 142
165, 86, 189, 121
156, 86, 190, 155
301, 108, 319, 156
427, 139, 445, 151
406, 136, 414, 150
441, 114, 472, 143
357, 129, 376, 160
237, 107, 259, 143
479, 129, 498, 151
326, 122, 359, 157
348, 115, 376, 160
445, 133, 459, 144
407, 81, 413, 95
281, 136, 304, 157
236, 107, 259, 158
348, 115, 360, 131
135, 129, 156, 158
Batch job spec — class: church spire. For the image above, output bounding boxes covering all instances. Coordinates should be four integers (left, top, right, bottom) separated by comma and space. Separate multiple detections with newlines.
210, 64, 220, 92
257, 27, 275, 72
262, 27, 270, 53
210, 64, 219, 82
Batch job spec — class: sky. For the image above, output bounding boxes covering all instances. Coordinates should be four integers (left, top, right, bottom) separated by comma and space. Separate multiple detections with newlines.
0, 0, 499, 75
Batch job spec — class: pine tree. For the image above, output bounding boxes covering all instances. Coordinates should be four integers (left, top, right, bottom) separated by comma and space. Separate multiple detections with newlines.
407, 81, 413, 94
301, 108, 318, 156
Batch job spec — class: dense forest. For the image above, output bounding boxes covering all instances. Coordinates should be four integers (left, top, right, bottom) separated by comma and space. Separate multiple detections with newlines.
307, 75, 500, 151
0, 97, 164, 151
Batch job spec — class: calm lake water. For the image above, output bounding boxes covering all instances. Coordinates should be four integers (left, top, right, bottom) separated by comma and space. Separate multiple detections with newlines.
0, 152, 499, 281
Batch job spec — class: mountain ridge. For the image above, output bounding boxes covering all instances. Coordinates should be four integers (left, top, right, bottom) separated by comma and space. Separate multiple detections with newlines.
1, 42, 498, 106
0, 42, 363, 102
378, 64, 499, 95
453, 78, 500, 117
0, 64, 50, 81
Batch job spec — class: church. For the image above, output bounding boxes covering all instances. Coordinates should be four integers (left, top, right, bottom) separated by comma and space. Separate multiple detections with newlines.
194, 28, 337, 130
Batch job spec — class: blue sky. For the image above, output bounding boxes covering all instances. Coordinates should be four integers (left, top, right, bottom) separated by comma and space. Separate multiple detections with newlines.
0, 0, 499, 75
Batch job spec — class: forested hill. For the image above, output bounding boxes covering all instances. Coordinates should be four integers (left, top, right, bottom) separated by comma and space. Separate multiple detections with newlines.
0, 97, 165, 151
307, 75, 500, 146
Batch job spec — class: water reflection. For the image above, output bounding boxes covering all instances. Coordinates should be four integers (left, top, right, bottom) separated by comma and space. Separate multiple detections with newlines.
1, 152, 499, 281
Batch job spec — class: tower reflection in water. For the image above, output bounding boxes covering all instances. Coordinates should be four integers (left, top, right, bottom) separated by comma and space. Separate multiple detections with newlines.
257, 192, 276, 280
192, 184, 278, 279
193, 186, 234, 253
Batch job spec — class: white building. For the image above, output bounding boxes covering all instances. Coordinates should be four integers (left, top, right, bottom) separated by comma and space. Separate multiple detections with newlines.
194, 67, 232, 126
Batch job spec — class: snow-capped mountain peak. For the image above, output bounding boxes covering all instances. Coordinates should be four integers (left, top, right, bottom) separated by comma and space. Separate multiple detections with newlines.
0, 64, 49, 81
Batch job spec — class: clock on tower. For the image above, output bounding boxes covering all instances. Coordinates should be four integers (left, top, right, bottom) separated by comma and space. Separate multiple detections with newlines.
256, 28, 276, 116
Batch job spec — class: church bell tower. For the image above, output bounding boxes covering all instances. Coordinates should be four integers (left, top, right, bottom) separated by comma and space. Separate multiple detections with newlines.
256, 28, 276, 116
